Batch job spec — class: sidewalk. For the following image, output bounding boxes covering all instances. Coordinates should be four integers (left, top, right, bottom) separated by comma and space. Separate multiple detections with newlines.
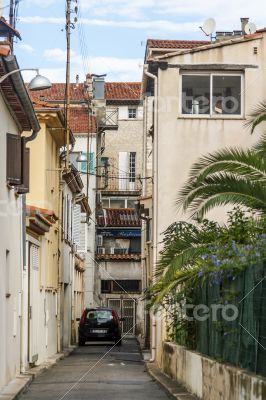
0, 347, 76, 400
146, 362, 198, 400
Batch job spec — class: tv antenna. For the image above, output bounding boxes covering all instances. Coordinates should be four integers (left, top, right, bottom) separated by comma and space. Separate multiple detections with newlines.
244, 22, 257, 35
200, 18, 216, 41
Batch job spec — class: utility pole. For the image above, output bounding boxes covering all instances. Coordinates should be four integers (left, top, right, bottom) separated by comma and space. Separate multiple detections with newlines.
9, 0, 14, 52
65, 0, 71, 170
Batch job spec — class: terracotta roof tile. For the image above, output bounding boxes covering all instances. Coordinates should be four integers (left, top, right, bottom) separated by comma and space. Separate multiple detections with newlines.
30, 83, 87, 102
69, 107, 97, 134
105, 82, 141, 100
147, 39, 210, 49
97, 208, 141, 227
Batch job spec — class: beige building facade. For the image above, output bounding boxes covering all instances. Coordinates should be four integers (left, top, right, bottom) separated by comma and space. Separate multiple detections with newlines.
142, 30, 266, 366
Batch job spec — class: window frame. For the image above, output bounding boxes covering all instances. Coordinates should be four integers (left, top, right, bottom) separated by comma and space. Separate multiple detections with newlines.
101, 197, 138, 209
180, 72, 244, 119
129, 152, 136, 183
128, 107, 137, 119
79, 152, 95, 174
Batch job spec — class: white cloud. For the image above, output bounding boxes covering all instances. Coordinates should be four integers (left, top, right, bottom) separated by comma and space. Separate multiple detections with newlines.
20, 16, 200, 33
20, 0, 266, 33
78, 0, 266, 29
43, 48, 75, 63
38, 47, 142, 82
22, 68, 65, 83
18, 43, 35, 53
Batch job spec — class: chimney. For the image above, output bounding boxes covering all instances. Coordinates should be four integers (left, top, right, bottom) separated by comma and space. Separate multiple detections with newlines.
241, 17, 249, 34
76, 74, 79, 85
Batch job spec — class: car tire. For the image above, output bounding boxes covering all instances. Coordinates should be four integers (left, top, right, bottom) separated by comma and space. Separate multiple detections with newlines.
115, 337, 122, 346
79, 338, 85, 346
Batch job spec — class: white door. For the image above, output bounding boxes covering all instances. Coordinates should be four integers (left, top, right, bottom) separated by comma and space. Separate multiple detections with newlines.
28, 243, 40, 364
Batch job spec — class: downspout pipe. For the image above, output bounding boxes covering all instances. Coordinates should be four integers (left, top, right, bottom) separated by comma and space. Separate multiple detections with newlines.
143, 65, 158, 363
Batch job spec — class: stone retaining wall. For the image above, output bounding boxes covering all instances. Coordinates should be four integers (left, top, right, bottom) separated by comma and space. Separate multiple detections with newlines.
161, 342, 266, 400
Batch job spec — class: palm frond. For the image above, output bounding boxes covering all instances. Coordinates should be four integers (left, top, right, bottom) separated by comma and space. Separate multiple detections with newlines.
245, 101, 266, 134
186, 148, 266, 185
180, 174, 266, 219
253, 133, 266, 155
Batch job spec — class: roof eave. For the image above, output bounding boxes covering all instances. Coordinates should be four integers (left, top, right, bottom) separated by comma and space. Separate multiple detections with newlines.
153, 33, 263, 61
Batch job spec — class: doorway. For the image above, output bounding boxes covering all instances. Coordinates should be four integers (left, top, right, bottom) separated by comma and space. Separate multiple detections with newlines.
108, 298, 136, 335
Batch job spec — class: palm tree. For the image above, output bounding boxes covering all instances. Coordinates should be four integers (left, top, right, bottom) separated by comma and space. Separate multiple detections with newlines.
148, 220, 219, 305
177, 102, 266, 219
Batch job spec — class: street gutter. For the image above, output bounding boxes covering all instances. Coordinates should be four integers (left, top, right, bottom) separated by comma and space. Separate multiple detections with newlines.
146, 362, 198, 400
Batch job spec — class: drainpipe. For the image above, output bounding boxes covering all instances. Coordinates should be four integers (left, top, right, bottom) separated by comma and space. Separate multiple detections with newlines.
143, 65, 158, 363
25, 130, 39, 143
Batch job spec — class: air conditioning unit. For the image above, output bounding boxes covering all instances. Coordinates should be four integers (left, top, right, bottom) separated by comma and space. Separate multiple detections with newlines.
97, 235, 103, 247
97, 247, 105, 255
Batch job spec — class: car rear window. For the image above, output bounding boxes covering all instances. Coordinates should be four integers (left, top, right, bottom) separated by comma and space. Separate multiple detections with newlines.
86, 310, 112, 320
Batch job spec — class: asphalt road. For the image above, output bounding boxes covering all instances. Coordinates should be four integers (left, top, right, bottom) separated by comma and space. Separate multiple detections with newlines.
20, 338, 170, 400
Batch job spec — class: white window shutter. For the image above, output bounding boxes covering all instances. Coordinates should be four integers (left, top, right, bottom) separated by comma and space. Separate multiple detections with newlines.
78, 213, 87, 254
119, 152, 129, 190
31, 244, 39, 271
63, 196, 67, 240
67, 196, 72, 242
73, 204, 81, 246
138, 106, 143, 119
118, 106, 128, 120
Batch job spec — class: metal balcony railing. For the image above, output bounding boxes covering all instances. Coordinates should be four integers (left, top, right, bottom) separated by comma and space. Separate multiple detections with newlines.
96, 107, 119, 130
97, 166, 142, 192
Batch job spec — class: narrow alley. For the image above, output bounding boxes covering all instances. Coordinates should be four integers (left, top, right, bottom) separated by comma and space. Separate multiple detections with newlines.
19, 339, 169, 400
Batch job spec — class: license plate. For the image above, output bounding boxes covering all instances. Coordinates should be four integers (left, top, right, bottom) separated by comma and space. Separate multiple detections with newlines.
91, 329, 107, 333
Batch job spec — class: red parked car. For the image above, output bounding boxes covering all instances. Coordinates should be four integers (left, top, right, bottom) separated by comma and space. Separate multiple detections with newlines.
78, 308, 123, 346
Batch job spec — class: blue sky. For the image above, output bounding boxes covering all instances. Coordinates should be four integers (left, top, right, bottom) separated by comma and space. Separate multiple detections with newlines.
3, 0, 265, 82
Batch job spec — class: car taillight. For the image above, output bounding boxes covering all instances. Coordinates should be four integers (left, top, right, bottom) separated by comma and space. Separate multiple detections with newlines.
80, 310, 86, 326
112, 310, 118, 324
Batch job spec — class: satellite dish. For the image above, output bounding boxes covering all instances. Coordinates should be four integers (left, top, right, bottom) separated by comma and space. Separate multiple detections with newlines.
201, 18, 216, 36
244, 22, 257, 35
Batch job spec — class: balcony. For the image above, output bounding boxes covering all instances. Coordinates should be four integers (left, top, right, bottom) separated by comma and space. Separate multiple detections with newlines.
95, 209, 141, 261
97, 166, 142, 193
96, 107, 119, 131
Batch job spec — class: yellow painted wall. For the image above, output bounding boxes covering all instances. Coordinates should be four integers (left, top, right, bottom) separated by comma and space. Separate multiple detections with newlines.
26, 113, 63, 290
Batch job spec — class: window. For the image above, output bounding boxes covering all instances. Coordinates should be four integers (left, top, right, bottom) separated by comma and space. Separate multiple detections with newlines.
129, 238, 141, 254
79, 152, 95, 174
127, 199, 137, 208
110, 199, 126, 208
113, 280, 141, 293
129, 152, 136, 183
101, 280, 141, 294
181, 74, 242, 116
101, 157, 109, 167
102, 197, 137, 209
101, 280, 111, 293
102, 199, 110, 208
128, 108, 137, 119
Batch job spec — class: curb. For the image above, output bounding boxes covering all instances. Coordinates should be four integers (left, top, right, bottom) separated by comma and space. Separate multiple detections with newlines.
0, 346, 76, 400
146, 362, 198, 400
